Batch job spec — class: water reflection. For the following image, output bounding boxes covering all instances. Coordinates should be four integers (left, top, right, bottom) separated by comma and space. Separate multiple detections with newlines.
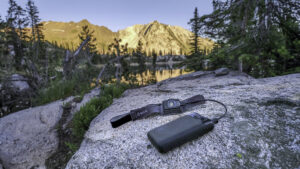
121, 68, 192, 85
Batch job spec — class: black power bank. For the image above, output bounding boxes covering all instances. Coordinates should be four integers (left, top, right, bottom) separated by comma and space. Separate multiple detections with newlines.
147, 113, 215, 153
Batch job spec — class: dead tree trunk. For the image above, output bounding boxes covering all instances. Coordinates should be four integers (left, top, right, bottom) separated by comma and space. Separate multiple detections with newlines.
95, 55, 126, 86
26, 59, 42, 88
239, 59, 243, 72
63, 36, 90, 80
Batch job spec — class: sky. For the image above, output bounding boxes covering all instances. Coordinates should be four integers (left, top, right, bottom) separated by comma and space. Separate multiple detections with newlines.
0, 0, 213, 32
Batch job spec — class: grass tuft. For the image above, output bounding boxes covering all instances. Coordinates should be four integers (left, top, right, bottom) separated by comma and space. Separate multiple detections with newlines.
71, 83, 129, 139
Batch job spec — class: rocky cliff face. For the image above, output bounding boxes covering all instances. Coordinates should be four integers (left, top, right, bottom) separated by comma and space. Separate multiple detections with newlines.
66, 71, 300, 169
42, 20, 214, 55
42, 19, 116, 53
118, 20, 214, 55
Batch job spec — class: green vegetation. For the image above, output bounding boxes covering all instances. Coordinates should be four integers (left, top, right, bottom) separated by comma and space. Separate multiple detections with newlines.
236, 153, 243, 159
64, 142, 78, 153
134, 40, 146, 73
45, 83, 129, 168
188, 7, 201, 55
186, 0, 299, 77
78, 25, 100, 63
42, 20, 114, 54
72, 83, 128, 139
32, 67, 99, 106
33, 78, 89, 106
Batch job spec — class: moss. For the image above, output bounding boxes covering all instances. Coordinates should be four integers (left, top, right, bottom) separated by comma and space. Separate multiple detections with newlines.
236, 153, 243, 159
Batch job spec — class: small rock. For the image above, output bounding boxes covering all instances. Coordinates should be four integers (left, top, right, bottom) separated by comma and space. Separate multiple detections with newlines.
214, 67, 229, 76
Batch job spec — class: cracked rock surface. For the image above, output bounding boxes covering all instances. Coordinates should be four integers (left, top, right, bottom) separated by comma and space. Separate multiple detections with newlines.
0, 88, 100, 169
66, 71, 300, 169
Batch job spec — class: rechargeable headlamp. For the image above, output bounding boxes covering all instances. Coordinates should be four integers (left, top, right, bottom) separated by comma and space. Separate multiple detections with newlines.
110, 94, 228, 153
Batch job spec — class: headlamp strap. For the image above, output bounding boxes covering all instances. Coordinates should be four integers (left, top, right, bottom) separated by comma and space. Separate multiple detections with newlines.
110, 95, 206, 128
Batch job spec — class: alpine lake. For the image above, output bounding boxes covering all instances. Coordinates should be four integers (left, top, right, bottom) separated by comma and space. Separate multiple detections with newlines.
91, 62, 193, 86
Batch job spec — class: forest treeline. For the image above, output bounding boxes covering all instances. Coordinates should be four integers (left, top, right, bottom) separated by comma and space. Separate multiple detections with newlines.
0, 0, 151, 85
0, 0, 299, 116
187, 0, 299, 77
0, 1, 299, 167
0, 0, 156, 117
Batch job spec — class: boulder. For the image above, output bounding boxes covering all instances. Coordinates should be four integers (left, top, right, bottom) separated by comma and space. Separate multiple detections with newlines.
66, 71, 300, 169
0, 74, 33, 116
0, 88, 100, 169
9, 74, 30, 92
214, 67, 230, 76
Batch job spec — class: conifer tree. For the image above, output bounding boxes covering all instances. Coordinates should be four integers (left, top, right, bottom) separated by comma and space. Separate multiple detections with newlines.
6, 0, 28, 70
78, 25, 98, 64
78, 25, 97, 54
159, 50, 163, 56
26, 0, 45, 61
108, 38, 128, 82
179, 48, 183, 55
152, 49, 157, 67
0, 16, 5, 47
0, 16, 6, 66
197, 0, 300, 77
188, 7, 200, 55
134, 40, 145, 72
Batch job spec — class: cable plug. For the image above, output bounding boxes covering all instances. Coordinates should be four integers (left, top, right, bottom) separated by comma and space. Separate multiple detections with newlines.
211, 118, 219, 124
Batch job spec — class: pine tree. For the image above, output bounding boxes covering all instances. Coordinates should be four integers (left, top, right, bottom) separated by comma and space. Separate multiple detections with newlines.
135, 40, 146, 73
108, 38, 128, 82
196, 0, 300, 77
6, 0, 28, 70
26, 0, 48, 84
159, 50, 163, 56
78, 25, 97, 54
108, 38, 127, 57
0, 16, 5, 47
152, 49, 157, 67
188, 7, 200, 55
26, 0, 45, 61
0, 16, 6, 66
179, 48, 183, 55
78, 25, 98, 64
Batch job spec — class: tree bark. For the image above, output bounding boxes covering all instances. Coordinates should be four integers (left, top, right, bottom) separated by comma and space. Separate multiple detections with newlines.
239, 59, 243, 72
63, 36, 90, 80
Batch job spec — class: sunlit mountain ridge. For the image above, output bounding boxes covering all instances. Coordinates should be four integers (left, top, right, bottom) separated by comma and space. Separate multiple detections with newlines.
42, 19, 214, 55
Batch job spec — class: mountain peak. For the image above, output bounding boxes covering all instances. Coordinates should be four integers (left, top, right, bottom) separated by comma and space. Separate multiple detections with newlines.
79, 19, 90, 25
152, 20, 159, 24
41, 20, 214, 55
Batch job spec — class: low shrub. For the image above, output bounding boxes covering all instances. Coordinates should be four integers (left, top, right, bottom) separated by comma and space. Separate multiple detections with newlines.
32, 67, 99, 106
33, 78, 91, 106
71, 83, 129, 139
